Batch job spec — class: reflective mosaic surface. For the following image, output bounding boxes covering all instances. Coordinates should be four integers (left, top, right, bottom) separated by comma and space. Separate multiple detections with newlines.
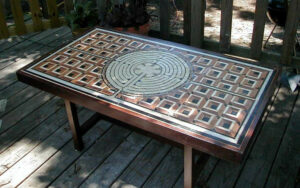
105, 50, 191, 95
26, 28, 274, 145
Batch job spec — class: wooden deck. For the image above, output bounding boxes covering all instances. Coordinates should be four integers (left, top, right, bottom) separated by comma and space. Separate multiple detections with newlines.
0, 27, 299, 188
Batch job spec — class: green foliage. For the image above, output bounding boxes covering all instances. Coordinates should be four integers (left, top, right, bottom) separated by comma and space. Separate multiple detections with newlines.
65, 1, 99, 31
105, 0, 149, 27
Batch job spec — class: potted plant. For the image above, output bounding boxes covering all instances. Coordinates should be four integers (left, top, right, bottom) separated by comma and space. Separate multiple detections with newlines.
103, 0, 150, 35
65, 0, 99, 36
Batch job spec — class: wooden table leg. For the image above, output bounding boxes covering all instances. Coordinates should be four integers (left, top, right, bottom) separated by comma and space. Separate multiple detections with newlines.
184, 145, 193, 188
64, 99, 83, 151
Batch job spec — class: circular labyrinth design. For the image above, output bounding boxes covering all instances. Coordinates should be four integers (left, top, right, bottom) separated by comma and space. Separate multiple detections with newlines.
104, 50, 191, 95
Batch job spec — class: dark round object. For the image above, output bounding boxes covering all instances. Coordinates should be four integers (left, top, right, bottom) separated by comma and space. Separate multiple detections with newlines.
267, 0, 288, 27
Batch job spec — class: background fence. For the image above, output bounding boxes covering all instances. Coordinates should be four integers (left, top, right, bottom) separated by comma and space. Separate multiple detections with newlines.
0, 0, 299, 67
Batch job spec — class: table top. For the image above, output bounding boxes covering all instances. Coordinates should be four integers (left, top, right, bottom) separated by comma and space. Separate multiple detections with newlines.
17, 27, 278, 161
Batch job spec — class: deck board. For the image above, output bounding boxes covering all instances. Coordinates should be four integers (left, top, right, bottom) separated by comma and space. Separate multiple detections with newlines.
18, 120, 112, 188
0, 97, 64, 153
48, 126, 131, 188
80, 132, 150, 188
265, 91, 300, 188
0, 110, 94, 187
0, 32, 38, 53
142, 147, 183, 188
111, 140, 171, 188
0, 27, 298, 188
234, 87, 299, 188
0, 104, 70, 175
0, 82, 27, 101
0, 86, 40, 118
0, 92, 53, 135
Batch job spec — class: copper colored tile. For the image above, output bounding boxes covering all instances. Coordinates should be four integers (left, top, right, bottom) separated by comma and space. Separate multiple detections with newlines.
223, 105, 246, 124
167, 91, 189, 103
192, 86, 213, 99
174, 106, 197, 123
215, 117, 240, 137
211, 91, 232, 104
230, 96, 253, 110
203, 100, 226, 116
184, 94, 206, 109
139, 97, 160, 110
194, 111, 217, 130
156, 99, 179, 116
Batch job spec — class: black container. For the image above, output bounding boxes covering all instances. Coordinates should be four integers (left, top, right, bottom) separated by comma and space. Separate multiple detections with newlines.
267, 0, 288, 27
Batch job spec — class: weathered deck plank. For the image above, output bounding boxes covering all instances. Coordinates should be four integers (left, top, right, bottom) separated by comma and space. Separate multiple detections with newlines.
0, 110, 94, 187
80, 132, 150, 188
111, 140, 171, 188
0, 32, 38, 52
142, 147, 183, 188
48, 126, 131, 187
0, 102, 70, 175
18, 120, 112, 188
173, 172, 183, 188
0, 97, 64, 153
0, 82, 27, 101
265, 91, 300, 188
0, 92, 53, 135
0, 27, 60, 63
0, 86, 40, 118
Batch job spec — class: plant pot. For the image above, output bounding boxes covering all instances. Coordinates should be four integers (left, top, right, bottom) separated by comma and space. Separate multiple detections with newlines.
114, 22, 150, 36
71, 27, 91, 37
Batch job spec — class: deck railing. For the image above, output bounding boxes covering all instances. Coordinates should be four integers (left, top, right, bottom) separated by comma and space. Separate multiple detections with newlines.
0, 0, 73, 38
154, 0, 300, 66
0, 0, 299, 66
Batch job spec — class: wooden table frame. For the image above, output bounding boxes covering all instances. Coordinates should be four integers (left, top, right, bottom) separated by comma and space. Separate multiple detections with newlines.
64, 99, 204, 188
17, 27, 279, 188
62, 96, 275, 188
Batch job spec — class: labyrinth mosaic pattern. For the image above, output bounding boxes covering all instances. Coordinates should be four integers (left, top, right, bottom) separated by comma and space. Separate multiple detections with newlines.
105, 50, 191, 95
26, 28, 274, 145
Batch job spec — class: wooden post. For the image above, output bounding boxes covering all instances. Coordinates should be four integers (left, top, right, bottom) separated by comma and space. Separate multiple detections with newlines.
250, 0, 268, 59
46, 0, 60, 28
220, 0, 233, 52
29, 0, 43, 31
184, 0, 191, 44
64, 0, 73, 14
280, 0, 300, 65
0, 1, 9, 39
160, 0, 170, 40
190, 0, 206, 48
40, 0, 49, 18
184, 145, 193, 188
64, 100, 83, 151
96, 0, 106, 24
10, 0, 27, 35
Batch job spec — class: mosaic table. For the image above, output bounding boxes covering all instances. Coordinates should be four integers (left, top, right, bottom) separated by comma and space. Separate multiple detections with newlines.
17, 27, 278, 187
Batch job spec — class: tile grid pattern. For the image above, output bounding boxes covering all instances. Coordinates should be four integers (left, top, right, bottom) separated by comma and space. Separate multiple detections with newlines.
27, 28, 272, 143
